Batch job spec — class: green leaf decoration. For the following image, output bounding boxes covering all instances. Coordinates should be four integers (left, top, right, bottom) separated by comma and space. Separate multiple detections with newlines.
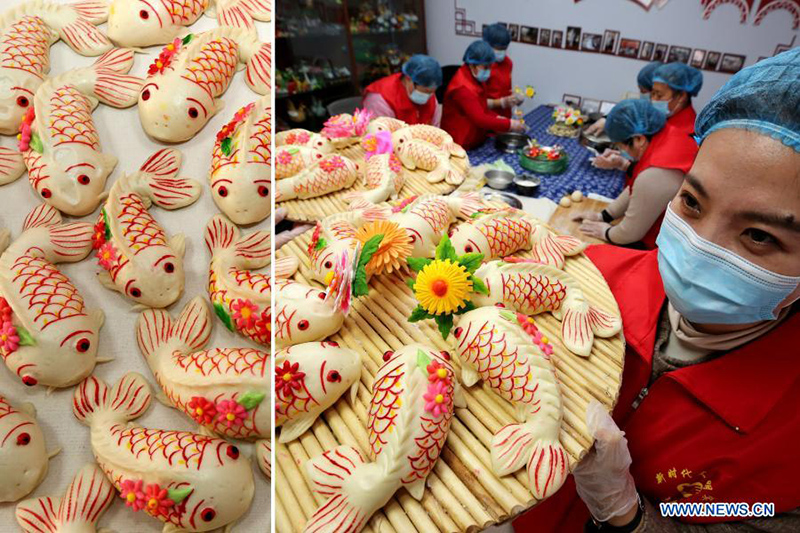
314, 237, 327, 251
352, 234, 383, 297
454, 300, 475, 315
182, 33, 194, 45
408, 305, 432, 322
499, 310, 516, 322
167, 487, 192, 504
470, 275, 489, 295
102, 208, 112, 241
457, 253, 485, 274
17, 326, 35, 346
29, 133, 43, 154
406, 257, 432, 273
221, 137, 232, 156
405, 277, 416, 290
236, 390, 266, 410
401, 203, 413, 214
416, 349, 432, 372
435, 314, 454, 340
213, 302, 235, 332
470, 211, 487, 219
288, 147, 299, 154
435, 235, 457, 262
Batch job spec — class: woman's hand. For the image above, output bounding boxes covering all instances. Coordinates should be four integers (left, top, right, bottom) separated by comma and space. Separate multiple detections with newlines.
509, 119, 527, 133
502, 94, 524, 108
573, 401, 640, 525
571, 211, 602, 223
275, 208, 314, 249
584, 117, 606, 136
591, 149, 631, 171
579, 220, 611, 240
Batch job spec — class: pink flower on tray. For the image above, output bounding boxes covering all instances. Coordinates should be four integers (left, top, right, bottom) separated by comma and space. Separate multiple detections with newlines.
423, 381, 450, 418
0, 322, 20, 355
361, 131, 393, 160
277, 149, 294, 165
187, 397, 217, 425
426, 360, 450, 385
216, 399, 247, 428
231, 299, 259, 329
91, 220, 106, 249
96, 242, 118, 271
143, 483, 174, 517
0, 297, 12, 320
120, 479, 146, 511
318, 155, 345, 173
275, 361, 305, 396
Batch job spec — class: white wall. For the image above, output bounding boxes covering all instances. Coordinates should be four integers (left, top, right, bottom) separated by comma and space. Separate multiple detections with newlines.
425, 0, 798, 111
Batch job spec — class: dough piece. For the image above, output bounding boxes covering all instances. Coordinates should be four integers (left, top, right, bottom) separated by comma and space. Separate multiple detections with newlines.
559, 196, 572, 207
571, 190, 584, 202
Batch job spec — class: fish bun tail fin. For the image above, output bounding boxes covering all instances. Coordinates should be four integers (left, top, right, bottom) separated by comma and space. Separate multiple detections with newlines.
88, 49, 143, 107
68, 0, 110, 24
136, 149, 202, 210
588, 305, 622, 339
0, 147, 26, 185
491, 423, 569, 501
22, 204, 94, 263
425, 158, 449, 184
56, 3, 112, 56
445, 141, 466, 158
257, 440, 271, 478
15, 495, 60, 533
204, 214, 271, 269
56, 464, 115, 528
304, 446, 376, 533
452, 191, 485, 219
244, 41, 272, 95
528, 230, 569, 269
274, 257, 299, 279
73, 373, 151, 426
560, 294, 594, 357
137, 297, 211, 361
217, 0, 272, 29
348, 199, 391, 221
205, 215, 240, 255
554, 234, 587, 258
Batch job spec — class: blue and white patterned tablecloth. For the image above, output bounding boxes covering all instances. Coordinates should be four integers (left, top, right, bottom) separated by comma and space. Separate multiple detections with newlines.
467, 105, 625, 202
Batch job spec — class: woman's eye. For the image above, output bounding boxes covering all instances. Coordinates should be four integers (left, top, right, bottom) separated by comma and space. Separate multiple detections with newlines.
680, 191, 700, 214
743, 228, 776, 247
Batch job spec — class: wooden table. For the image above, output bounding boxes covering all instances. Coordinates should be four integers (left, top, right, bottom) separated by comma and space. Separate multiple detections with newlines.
546, 198, 611, 246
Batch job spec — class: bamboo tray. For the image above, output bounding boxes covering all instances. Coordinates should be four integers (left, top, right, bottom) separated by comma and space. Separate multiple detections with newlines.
275, 231, 624, 533
277, 143, 468, 222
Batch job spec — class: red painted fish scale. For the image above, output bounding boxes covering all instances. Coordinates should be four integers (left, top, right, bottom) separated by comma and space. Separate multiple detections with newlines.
275, 371, 319, 422
47, 85, 98, 148
403, 141, 438, 169
408, 198, 451, 233
108, 422, 225, 469
173, 347, 266, 377
181, 37, 238, 98
275, 149, 306, 179
478, 217, 533, 257
367, 359, 404, 456
0, 396, 17, 420
293, 164, 353, 196
0, 16, 52, 77
117, 194, 168, 253
407, 125, 449, 149
11, 254, 86, 330
404, 377, 455, 484
248, 106, 270, 164
498, 273, 567, 315
210, 141, 238, 175
456, 320, 540, 406
0, 396, 31, 444
161, 0, 209, 24
207, 268, 270, 346
23, 151, 50, 191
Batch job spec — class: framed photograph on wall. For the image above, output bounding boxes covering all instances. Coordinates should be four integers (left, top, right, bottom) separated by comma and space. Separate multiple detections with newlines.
653, 43, 668, 62
600, 101, 617, 115
640, 41, 655, 60
618, 38, 641, 58
507, 23, 520, 41
562, 94, 582, 108
539, 29, 551, 46
719, 53, 746, 73
774, 43, 792, 55
551, 30, 564, 48
667, 45, 691, 64
581, 33, 602, 52
520, 26, 538, 45
566, 26, 582, 50
603, 30, 620, 55
690, 49, 706, 68
704, 51, 721, 70
582, 98, 601, 114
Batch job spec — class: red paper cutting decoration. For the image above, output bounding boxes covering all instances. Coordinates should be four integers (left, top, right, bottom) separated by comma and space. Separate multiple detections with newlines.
754, 0, 800, 29
701, 0, 755, 23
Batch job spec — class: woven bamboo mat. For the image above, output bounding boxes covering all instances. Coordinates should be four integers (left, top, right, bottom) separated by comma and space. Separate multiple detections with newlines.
277, 144, 467, 222
275, 230, 624, 533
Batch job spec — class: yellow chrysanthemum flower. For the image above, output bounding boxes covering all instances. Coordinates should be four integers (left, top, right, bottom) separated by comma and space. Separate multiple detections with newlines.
414, 260, 472, 315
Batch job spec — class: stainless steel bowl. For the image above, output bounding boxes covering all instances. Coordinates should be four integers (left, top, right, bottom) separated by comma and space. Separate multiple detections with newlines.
513, 174, 541, 197
494, 132, 530, 154
484, 169, 514, 190
481, 190, 522, 209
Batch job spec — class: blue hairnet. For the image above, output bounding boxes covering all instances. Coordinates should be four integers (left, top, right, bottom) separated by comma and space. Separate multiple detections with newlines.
637, 62, 661, 91
653, 62, 704, 96
604, 99, 667, 142
482, 23, 511, 49
402, 54, 442, 87
463, 40, 495, 65
695, 48, 800, 152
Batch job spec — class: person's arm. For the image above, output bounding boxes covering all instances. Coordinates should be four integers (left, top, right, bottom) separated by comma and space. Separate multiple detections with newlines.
362, 92, 396, 119
606, 168, 683, 245
634, 499, 800, 532
452, 86, 511, 132
605, 187, 631, 220
432, 102, 442, 127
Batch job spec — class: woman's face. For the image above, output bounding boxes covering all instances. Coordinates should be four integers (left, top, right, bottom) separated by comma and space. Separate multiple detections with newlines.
650, 82, 687, 114
673, 128, 800, 301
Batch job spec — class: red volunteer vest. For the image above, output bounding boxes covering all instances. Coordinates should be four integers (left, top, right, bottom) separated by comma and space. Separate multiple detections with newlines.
514, 246, 800, 532
486, 55, 513, 119
363, 73, 437, 125
667, 104, 696, 139
442, 65, 496, 150
627, 114, 698, 248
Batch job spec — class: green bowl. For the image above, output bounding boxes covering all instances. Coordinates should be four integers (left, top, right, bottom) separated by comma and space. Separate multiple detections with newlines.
518, 150, 569, 174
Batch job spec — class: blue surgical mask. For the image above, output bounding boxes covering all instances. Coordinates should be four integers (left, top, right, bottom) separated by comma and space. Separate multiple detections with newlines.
494, 50, 506, 62
474, 68, 491, 83
656, 206, 800, 324
651, 100, 669, 115
409, 89, 432, 105
639, 93, 651, 100
619, 150, 635, 162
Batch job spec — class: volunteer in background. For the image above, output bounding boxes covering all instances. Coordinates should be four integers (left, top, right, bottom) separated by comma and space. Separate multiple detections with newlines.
362, 54, 443, 126
482, 22, 523, 118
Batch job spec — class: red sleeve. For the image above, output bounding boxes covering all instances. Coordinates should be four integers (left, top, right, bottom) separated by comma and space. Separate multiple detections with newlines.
452, 86, 511, 132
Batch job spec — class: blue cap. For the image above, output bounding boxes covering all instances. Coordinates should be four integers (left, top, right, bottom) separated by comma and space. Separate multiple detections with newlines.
401, 54, 442, 88
482, 23, 511, 49
604, 99, 667, 142
653, 62, 704, 97
463, 40, 496, 65
637, 62, 661, 92
695, 48, 800, 152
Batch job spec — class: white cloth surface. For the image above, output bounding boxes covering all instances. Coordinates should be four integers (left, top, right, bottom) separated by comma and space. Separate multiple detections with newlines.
0, 4, 271, 532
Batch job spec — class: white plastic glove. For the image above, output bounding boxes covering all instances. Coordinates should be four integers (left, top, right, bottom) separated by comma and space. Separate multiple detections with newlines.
508, 93, 525, 107
571, 211, 603, 223
591, 149, 631, 171
573, 400, 638, 523
509, 119, 527, 133
275, 208, 314, 249
584, 118, 606, 136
